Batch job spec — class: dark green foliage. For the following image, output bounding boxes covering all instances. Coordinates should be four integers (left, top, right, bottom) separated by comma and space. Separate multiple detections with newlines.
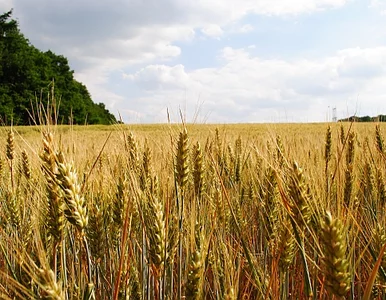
339, 115, 386, 122
0, 10, 117, 125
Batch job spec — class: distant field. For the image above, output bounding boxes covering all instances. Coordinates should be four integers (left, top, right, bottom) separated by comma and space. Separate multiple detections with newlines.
3, 121, 381, 153
0, 121, 385, 299
1, 122, 382, 174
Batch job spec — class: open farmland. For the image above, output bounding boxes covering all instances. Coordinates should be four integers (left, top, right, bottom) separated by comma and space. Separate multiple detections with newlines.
0, 122, 385, 299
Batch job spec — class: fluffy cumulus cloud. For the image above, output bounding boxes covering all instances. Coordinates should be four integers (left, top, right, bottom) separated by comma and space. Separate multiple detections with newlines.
124, 64, 191, 90
232, 24, 254, 34
125, 46, 386, 123
201, 24, 224, 38
369, 0, 386, 15
5, 0, 386, 122
10, 0, 349, 60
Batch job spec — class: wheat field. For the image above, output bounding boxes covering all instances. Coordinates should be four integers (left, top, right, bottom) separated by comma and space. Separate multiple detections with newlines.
0, 121, 385, 299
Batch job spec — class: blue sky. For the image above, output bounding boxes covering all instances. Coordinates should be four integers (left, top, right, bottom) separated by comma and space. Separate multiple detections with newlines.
2, 0, 386, 123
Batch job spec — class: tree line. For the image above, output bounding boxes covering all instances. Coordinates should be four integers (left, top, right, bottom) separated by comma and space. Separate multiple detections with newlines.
339, 115, 386, 122
0, 10, 117, 125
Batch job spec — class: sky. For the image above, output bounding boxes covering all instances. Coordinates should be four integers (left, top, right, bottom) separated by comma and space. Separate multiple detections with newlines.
2, 0, 386, 123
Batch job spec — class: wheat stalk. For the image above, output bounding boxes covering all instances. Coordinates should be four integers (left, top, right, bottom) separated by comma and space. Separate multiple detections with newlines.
21, 149, 32, 180
6, 129, 15, 189
175, 128, 189, 191
140, 141, 152, 191
185, 223, 205, 300
40, 131, 65, 245
375, 124, 384, 154
38, 268, 65, 300
192, 141, 205, 199
56, 159, 88, 232
320, 211, 350, 298
344, 131, 355, 207
287, 161, 312, 229
143, 193, 166, 274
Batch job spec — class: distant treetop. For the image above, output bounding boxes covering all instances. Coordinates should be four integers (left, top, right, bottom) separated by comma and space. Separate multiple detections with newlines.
0, 10, 117, 125
339, 115, 386, 122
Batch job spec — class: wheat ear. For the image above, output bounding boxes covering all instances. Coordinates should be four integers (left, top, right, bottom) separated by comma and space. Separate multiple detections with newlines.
38, 268, 65, 300
6, 129, 15, 189
375, 124, 384, 154
185, 223, 205, 300
55, 158, 88, 232
40, 131, 65, 245
320, 211, 350, 298
192, 141, 205, 199
21, 149, 32, 180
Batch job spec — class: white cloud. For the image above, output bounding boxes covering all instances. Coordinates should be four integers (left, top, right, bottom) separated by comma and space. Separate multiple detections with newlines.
126, 64, 191, 90
221, 46, 251, 61
181, 0, 348, 21
225, 23, 254, 35
236, 24, 254, 33
13, 0, 351, 66
337, 48, 385, 78
201, 24, 223, 38
124, 46, 386, 123
370, 0, 382, 7
8, 0, 356, 122
369, 0, 386, 14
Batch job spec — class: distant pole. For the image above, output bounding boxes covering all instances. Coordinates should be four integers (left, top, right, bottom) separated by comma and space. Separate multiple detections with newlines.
332, 107, 337, 122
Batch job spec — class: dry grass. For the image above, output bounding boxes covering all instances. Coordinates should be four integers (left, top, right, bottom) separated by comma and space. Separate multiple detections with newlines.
0, 121, 385, 299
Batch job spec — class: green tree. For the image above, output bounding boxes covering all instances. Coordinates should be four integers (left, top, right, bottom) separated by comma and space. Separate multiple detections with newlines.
0, 10, 117, 125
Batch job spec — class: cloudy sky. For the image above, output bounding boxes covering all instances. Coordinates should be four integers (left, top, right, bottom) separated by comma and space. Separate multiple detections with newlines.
2, 0, 386, 123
